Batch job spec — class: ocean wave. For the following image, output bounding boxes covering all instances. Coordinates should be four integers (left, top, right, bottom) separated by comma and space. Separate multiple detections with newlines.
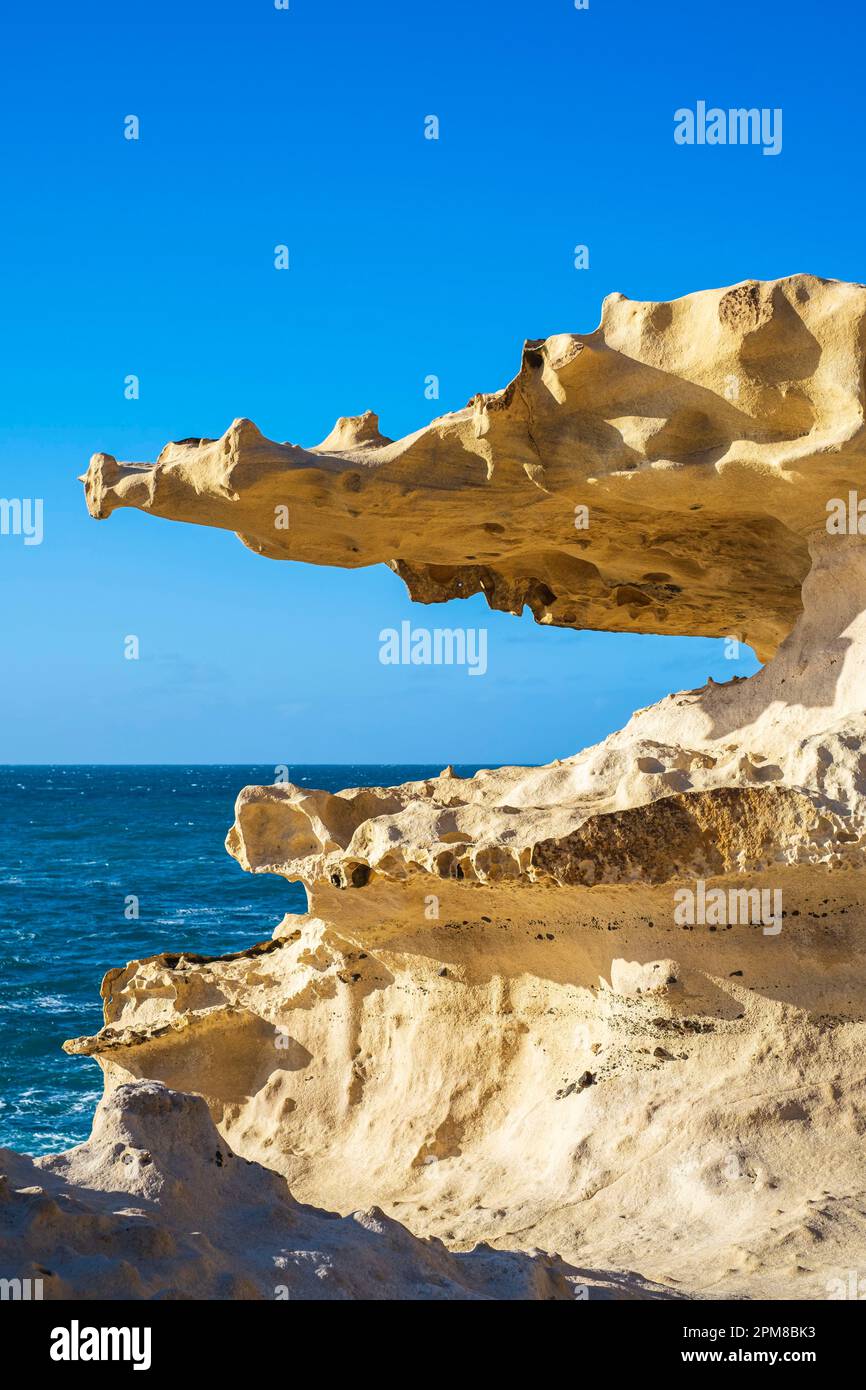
34, 995, 82, 1014
1, 763, 438, 1154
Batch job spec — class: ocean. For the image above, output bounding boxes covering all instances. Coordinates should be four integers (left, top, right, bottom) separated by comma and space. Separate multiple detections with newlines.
0, 764, 478, 1156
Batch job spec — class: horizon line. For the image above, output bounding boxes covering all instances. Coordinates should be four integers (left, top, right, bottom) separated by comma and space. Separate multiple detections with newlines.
0, 760, 515, 768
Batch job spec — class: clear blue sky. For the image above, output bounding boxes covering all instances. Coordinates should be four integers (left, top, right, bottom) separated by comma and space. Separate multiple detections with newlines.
1, 0, 860, 764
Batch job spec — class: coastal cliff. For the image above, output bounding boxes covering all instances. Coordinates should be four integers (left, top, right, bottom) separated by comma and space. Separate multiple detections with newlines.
6, 275, 866, 1300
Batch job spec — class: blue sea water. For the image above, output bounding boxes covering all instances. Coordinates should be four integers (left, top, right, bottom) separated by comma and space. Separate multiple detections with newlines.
0, 764, 478, 1156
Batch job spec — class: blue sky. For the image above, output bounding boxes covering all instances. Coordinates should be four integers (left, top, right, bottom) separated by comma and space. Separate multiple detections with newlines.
1, 0, 860, 764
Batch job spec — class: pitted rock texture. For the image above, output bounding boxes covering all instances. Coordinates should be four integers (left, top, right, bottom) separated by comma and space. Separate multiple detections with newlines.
81, 275, 866, 663
62, 896, 866, 1301
55, 275, 866, 1299
2, 1080, 667, 1300
220, 530, 866, 899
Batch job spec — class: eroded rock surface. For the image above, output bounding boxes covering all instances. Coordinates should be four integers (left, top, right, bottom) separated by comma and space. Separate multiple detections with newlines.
33, 276, 866, 1299
81, 275, 866, 663
3, 1080, 657, 1300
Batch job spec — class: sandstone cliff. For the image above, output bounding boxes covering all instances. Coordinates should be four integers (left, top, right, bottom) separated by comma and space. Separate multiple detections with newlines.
7, 274, 866, 1301
81, 274, 866, 663
5, 1079, 668, 1299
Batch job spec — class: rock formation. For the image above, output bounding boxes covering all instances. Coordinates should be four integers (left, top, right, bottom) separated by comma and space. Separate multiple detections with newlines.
6, 1079, 667, 1299
81, 274, 866, 664
9, 273, 866, 1300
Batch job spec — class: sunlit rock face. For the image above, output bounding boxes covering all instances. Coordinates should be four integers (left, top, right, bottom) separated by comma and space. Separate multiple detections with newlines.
56, 276, 866, 1299
82, 275, 866, 663
4, 1079, 659, 1300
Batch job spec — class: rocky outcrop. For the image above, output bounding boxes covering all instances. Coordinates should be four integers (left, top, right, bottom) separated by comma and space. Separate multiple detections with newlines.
81, 275, 866, 663
215, 530, 866, 896
36, 275, 866, 1299
4, 1080, 669, 1300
